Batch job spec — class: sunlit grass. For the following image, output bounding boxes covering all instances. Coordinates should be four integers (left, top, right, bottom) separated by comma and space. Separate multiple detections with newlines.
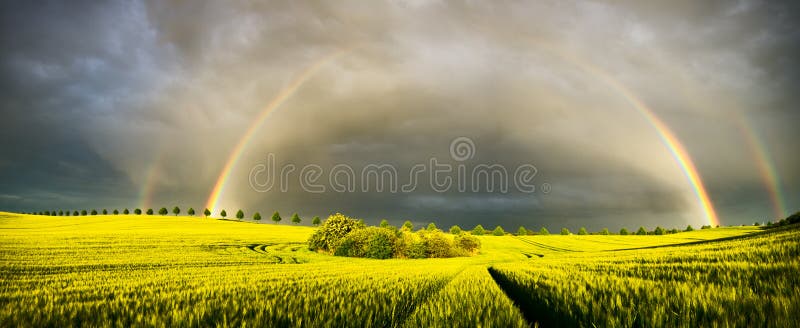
1, 212, 795, 326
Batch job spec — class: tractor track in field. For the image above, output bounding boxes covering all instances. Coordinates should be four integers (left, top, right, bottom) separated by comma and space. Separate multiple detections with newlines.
487, 266, 575, 328
203, 242, 306, 264
512, 236, 577, 253
390, 266, 470, 328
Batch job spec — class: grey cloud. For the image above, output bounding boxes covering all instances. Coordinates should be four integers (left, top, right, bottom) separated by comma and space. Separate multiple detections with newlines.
0, 1, 797, 229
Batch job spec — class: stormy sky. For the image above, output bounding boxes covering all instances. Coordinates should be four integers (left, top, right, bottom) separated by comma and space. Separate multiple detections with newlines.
1, 0, 798, 230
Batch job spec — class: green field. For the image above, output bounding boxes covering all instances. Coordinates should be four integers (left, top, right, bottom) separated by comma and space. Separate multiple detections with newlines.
1, 212, 798, 327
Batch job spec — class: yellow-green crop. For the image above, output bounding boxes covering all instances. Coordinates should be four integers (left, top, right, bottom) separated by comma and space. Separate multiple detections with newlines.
1, 212, 796, 327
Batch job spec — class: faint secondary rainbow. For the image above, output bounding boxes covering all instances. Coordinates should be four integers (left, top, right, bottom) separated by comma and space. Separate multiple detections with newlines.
673, 69, 785, 221
138, 149, 164, 211
205, 48, 351, 214
733, 115, 786, 219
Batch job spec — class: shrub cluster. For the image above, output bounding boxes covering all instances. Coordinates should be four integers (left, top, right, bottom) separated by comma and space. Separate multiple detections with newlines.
308, 213, 481, 259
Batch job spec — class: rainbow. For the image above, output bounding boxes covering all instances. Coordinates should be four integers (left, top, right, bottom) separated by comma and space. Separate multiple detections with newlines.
205, 48, 351, 214
204, 41, 721, 226
733, 115, 786, 219
475, 22, 722, 226
599, 76, 720, 226
674, 68, 786, 221
138, 149, 164, 211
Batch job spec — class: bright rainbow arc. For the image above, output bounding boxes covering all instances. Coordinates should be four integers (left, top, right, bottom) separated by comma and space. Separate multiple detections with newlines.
205, 49, 351, 214
554, 54, 720, 227
205, 42, 721, 226
605, 79, 720, 226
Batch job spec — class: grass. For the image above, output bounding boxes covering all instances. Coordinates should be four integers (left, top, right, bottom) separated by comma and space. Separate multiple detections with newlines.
1, 212, 796, 327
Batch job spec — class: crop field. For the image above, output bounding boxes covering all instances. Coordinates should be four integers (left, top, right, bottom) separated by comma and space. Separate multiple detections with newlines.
1, 212, 798, 327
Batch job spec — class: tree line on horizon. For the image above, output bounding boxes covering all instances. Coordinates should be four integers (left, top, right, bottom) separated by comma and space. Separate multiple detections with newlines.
17, 208, 800, 235
20, 207, 314, 225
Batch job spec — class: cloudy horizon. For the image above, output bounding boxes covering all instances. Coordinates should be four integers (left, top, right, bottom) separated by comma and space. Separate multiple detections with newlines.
1, 0, 798, 231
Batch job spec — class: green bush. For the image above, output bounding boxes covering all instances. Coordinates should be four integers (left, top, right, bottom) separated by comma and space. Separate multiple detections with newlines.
449, 225, 462, 234
787, 211, 800, 224
422, 231, 454, 258
540, 227, 550, 235
619, 228, 629, 235
492, 226, 505, 236
308, 213, 364, 252
333, 239, 358, 257
561, 228, 570, 235
365, 231, 395, 259
406, 241, 427, 259
578, 227, 588, 235
402, 220, 414, 231
331, 227, 397, 259
454, 234, 481, 253
472, 224, 485, 235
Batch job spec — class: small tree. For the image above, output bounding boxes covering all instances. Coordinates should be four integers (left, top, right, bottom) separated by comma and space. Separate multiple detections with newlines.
236, 209, 244, 220
204, 208, 211, 217
560, 228, 570, 235
90, 209, 98, 215
636, 227, 647, 235
272, 211, 282, 224
472, 224, 485, 235
449, 225, 462, 234
159, 207, 168, 215
492, 226, 505, 236
517, 226, 528, 236
654, 226, 666, 235
291, 213, 301, 224
102, 209, 108, 215
81, 210, 87, 216
402, 221, 414, 231
540, 227, 550, 235
427, 222, 438, 231
187, 208, 195, 216
113, 209, 119, 215
173, 206, 181, 216
73, 210, 79, 216
146, 209, 154, 215
600, 228, 610, 235
123, 208, 129, 214
578, 227, 588, 235
685, 225, 694, 232
253, 212, 261, 221
134, 208, 142, 215
619, 228, 629, 235
379, 219, 390, 228
312, 216, 321, 226
220, 209, 227, 219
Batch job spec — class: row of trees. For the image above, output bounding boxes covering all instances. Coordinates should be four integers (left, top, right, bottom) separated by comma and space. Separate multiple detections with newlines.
387, 221, 705, 237
25, 208, 321, 226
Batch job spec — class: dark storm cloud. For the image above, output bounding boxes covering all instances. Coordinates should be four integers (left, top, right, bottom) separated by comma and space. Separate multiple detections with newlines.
1, 1, 798, 229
